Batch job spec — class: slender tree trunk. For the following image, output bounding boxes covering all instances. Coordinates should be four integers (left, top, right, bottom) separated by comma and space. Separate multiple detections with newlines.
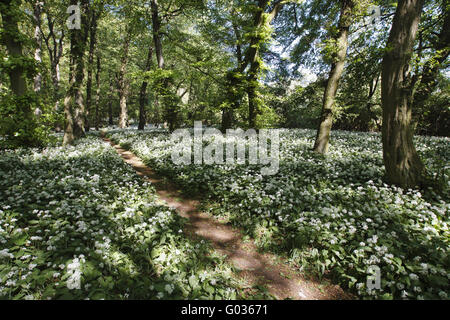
221, 10, 245, 132
41, 7, 65, 130
152, 0, 176, 130
94, 54, 101, 130
85, 11, 99, 132
108, 77, 114, 126
381, 0, 427, 188
246, 47, 263, 129
151, 0, 164, 70
413, 4, 449, 114
63, 0, 89, 145
313, 0, 354, 154
33, 0, 42, 93
118, 28, 131, 129
138, 46, 153, 130
224, 0, 284, 130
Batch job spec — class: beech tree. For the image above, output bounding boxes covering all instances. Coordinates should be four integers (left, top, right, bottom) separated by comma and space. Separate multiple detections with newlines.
0, 0, 39, 147
381, 0, 427, 187
313, 0, 356, 154
63, 0, 90, 145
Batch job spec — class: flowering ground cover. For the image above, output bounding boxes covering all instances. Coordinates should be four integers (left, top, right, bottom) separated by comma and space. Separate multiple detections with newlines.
0, 136, 260, 300
107, 129, 449, 300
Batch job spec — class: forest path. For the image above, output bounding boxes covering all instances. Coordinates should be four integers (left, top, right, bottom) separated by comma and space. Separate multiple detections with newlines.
103, 137, 351, 300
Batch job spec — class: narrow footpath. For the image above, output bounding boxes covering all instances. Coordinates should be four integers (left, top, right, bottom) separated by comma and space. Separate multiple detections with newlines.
103, 137, 351, 300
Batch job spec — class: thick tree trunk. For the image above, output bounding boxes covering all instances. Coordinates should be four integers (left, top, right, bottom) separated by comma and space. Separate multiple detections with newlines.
138, 46, 153, 130
0, 0, 28, 97
381, 0, 427, 188
118, 28, 131, 129
244, 0, 268, 129
313, 0, 354, 154
63, 0, 89, 145
221, 24, 243, 132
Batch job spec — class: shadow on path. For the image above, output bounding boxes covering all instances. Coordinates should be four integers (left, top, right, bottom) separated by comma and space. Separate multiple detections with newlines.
103, 137, 352, 300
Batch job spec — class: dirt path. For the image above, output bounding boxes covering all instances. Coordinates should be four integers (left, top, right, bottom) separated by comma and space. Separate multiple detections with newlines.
103, 137, 352, 300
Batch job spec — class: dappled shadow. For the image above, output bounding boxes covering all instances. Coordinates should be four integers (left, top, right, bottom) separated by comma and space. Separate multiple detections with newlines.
105, 129, 449, 299
106, 138, 352, 300
0, 140, 257, 300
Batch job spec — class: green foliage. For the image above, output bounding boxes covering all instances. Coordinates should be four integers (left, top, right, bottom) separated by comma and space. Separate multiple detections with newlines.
0, 93, 40, 149
268, 80, 325, 129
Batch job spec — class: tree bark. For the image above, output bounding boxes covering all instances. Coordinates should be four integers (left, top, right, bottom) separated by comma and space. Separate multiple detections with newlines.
32, 0, 42, 93
151, 0, 178, 131
412, 3, 449, 115
221, 15, 244, 132
63, 0, 89, 145
41, 10, 65, 106
138, 45, 153, 130
381, 0, 427, 188
0, 0, 28, 97
225, 0, 287, 130
151, 0, 165, 69
118, 27, 131, 129
94, 54, 101, 130
244, 0, 268, 129
85, 9, 100, 132
108, 76, 114, 126
313, 0, 354, 154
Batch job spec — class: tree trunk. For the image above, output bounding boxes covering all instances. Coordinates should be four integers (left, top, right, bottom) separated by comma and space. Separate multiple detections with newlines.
138, 46, 153, 130
94, 54, 101, 130
108, 77, 114, 126
151, 0, 177, 131
244, 0, 269, 129
63, 0, 89, 145
224, 0, 285, 130
413, 3, 449, 113
118, 28, 131, 129
151, 0, 164, 70
0, 0, 28, 97
313, 0, 354, 154
33, 0, 42, 92
85, 10, 99, 132
381, 0, 427, 188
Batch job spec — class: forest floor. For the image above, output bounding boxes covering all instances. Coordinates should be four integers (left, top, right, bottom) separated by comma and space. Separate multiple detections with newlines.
103, 137, 352, 300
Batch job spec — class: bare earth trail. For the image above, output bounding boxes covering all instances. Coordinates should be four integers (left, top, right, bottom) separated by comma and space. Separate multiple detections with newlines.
103, 137, 352, 300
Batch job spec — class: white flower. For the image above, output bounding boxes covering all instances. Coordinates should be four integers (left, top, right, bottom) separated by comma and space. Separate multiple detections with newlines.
164, 284, 174, 294
66, 258, 82, 290
0, 249, 14, 259
409, 273, 419, 281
